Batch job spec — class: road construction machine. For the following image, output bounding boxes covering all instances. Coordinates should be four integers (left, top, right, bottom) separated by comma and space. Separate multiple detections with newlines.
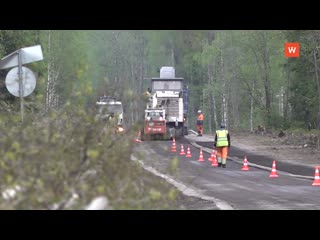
142, 107, 166, 140
141, 66, 189, 140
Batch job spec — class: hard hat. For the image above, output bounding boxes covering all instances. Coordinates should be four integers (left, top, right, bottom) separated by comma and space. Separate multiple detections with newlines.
197, 110, 202, 113
220, 122, 226, 128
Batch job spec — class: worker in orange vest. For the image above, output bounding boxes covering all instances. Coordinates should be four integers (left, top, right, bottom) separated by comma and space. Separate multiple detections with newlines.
197, 110, 204, 136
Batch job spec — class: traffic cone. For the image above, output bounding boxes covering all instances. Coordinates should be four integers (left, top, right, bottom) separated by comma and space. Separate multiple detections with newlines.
179, 144, 185, 155
171, 138, 177, 152
211, 154, 218, 167
134, 131, 142, 143
269, 160, 278, 178
241, 156, 249, 171
186, 146, 192, 158
198, 148, 205, 162
312, 166, 320, 186
208, 149, 216, 161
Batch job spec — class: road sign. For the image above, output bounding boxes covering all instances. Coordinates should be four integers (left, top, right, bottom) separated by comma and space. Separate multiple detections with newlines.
0, 45, 43, 70
0, 45, 43, 122
5, 66, 36, 97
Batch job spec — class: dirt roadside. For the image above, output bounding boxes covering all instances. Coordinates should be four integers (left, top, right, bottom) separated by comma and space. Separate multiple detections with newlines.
231, 131, 320, 169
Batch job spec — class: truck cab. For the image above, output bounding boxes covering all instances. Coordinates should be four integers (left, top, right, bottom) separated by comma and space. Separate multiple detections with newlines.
143, 107, 166, 139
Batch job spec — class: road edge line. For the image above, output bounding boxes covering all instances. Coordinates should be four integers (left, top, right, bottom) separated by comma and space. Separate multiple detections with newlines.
188, 140, 314, 180
131, 154, 234, 210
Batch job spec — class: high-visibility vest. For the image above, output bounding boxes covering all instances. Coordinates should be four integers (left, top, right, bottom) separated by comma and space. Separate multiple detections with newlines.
216, 129, 229, 147
197, 114, 204, 125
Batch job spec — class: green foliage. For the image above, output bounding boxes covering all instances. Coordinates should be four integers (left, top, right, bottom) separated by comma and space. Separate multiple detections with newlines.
0, 30, 41, 54
287, 121, 307, 130
2, 30, 320, 131
267, 111, 291, 130
3, 29, 320, 208
0, 106, 179, 209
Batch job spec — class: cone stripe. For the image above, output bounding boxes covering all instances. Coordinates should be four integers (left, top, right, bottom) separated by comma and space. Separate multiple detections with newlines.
186, 147, 192, 157
212, 157, 218, 167
210, 149, 218, 166
241, 156, 249, 171
208, 149, 216, 161
312, 166, 320, 186
171, 139, 177, 152
134, 131, 143, 143
180, 145, 185, 155
269, 160, 278, 177
198, 148, 205, 162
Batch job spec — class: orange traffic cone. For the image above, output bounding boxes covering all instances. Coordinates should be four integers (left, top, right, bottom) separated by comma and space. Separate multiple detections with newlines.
198, 148, 205, 162
180, 144, 185, 155
171, 138, 177, 152
312, 166, 320, 186
241, 156, 249, 171
269, 160, 278, 178
134, 131, 142, 143
186, 146, 192, 158
208, 149, 216, 161
211, 154, 218, 167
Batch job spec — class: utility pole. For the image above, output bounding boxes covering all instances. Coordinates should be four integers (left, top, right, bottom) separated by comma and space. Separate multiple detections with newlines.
18, 50, 24, 122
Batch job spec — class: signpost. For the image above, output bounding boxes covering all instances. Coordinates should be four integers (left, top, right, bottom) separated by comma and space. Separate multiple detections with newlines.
0, 45, 43, 122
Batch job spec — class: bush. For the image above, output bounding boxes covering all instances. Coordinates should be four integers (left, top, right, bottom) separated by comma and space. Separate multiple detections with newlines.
267, 112, 291, 130
0, 105, 178, 209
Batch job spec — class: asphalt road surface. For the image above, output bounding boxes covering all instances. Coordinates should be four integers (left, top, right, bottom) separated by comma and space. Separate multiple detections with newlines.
132, 133, 320, 210
197, 141, 316, 177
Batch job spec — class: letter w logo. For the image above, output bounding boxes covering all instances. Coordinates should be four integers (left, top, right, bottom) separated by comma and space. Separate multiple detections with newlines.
288, 47, 296, 53
285, 43, 300, 58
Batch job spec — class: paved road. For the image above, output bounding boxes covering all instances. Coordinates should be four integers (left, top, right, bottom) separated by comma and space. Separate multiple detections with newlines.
133, 133, 320, 210
187, 133, 316, 178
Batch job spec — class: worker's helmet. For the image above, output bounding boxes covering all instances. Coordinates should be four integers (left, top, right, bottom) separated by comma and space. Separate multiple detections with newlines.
220, 122, 226, 129
197, 110, 202, 113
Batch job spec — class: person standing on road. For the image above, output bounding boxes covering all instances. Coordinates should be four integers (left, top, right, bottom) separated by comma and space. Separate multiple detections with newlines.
214, 123, 230, 168
197, 110, 204, 136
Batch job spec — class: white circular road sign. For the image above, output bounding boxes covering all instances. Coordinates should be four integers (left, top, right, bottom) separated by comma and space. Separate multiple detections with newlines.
5, 66, 37, 97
